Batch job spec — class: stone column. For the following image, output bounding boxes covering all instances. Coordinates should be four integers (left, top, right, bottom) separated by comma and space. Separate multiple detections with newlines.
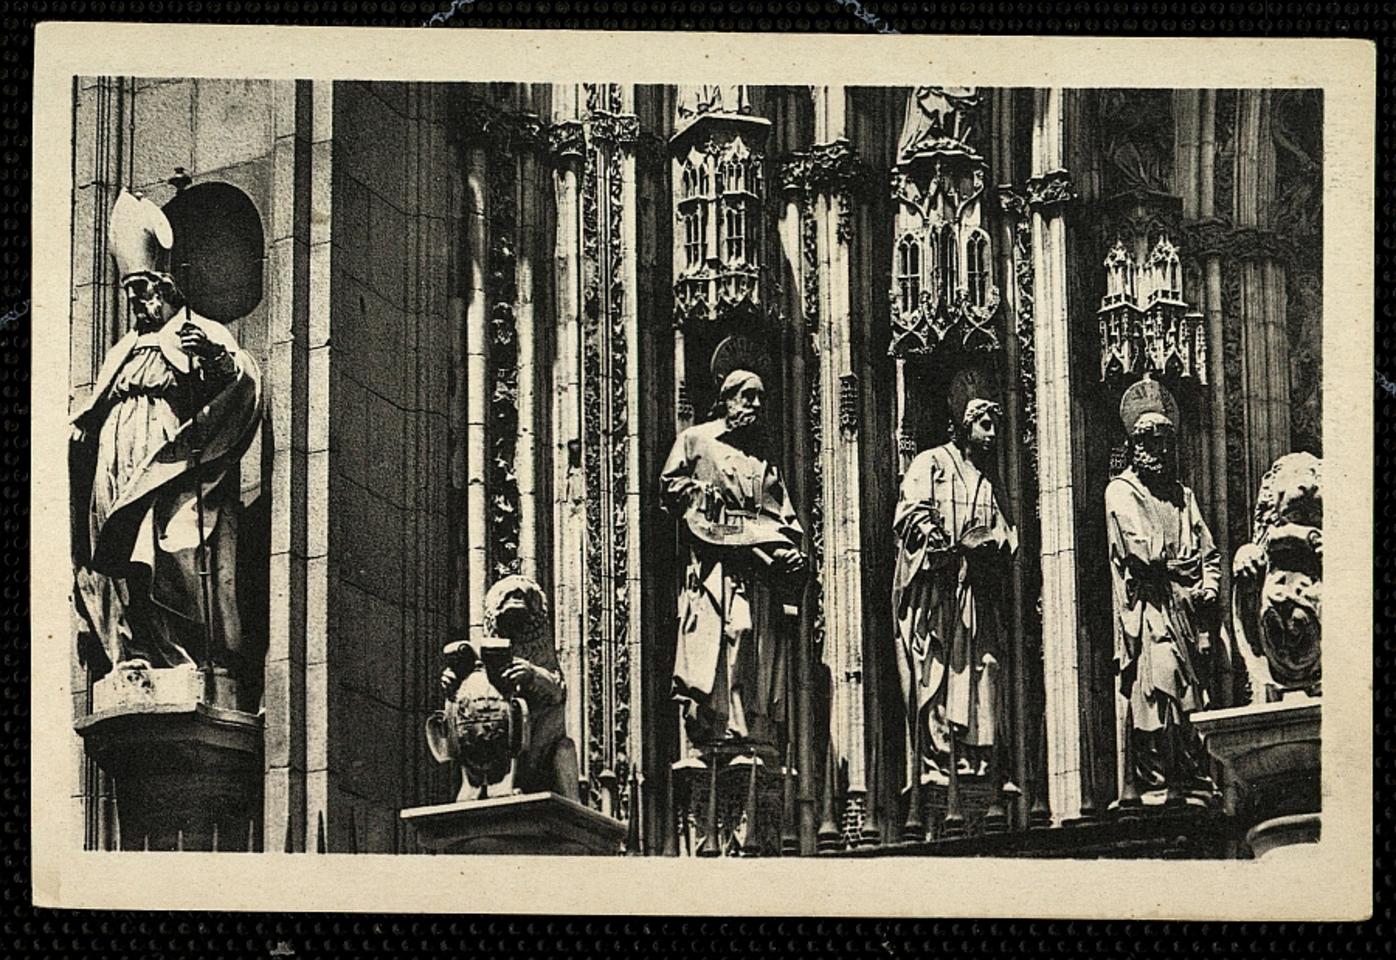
1235, 90, 1291, 491
809, 86, 868, 844
464, 142, 489, 641
303, 79, 335, 849
618, 85, 646, 823
549, 87, 589, 789
516, 93, 542, 584
1028, 88, 1085, 824
263, 79, 312, 853
775, 128, 818, 856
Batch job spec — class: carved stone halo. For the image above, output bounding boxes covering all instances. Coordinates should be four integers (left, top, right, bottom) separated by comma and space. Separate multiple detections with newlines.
710, 334, 771, 389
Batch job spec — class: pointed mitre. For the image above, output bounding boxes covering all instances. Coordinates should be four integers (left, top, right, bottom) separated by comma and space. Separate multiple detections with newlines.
1119, 373, 1180, 434
109, 188, 174, 280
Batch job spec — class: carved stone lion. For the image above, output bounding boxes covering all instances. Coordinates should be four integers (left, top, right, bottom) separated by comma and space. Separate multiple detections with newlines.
426, 576, 581, 802
1232, 451, 1322, 697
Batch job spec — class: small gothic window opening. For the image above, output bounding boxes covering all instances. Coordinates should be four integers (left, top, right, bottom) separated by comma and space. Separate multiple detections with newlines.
721, 160, 742, 194
896, 235, 921, 313
684, 207, 706, 269
966, 230, 989, 308
723, 199, 747, 265
937, 226, 958, 305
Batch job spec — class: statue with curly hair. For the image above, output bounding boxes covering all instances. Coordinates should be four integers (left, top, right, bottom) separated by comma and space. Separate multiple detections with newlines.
427, 575, 580, 801
1232, 452, 1322, 698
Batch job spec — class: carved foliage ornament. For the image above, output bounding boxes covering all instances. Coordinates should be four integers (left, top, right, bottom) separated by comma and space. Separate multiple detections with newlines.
456, 98, 549, 155
998, 185, 1038, 516
1181, 220, 1298, 267
580, 122, 633, 817
1025, 169, 1077, 213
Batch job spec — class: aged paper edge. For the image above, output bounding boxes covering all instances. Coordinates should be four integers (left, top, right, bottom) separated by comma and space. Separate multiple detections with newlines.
29, 22, 1375, 921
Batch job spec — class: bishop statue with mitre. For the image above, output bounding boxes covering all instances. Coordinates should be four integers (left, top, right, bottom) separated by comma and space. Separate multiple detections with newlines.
70, 189, 263, 705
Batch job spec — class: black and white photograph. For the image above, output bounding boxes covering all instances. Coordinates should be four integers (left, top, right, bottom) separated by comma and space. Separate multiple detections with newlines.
29, 24, 1373, 920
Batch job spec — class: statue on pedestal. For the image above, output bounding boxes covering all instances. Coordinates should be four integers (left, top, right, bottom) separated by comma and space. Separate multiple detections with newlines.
892, 368, 1018, 832
428, 575, 580, 802
1105, 376, 1219, 807
658, 339, 806, 751
896, 86, 982, 161
675, 84, 751, 124
1232, 452, 1322, 698
70, 189, 263, 709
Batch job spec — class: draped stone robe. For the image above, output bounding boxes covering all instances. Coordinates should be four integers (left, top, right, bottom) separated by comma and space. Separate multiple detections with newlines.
892, 442, 1017, 785
659, 419, 803, 749
70, 311, 262, 678
1105, 468, 1221, 733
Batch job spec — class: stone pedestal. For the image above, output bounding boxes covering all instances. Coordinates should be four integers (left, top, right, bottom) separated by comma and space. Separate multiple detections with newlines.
74, 664, 263, 851
400, 792, 626, 855
1193, 695, 1320, 858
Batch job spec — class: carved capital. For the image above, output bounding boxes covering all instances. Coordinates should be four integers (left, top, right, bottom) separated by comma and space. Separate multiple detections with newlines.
548, 119, 587, 164
997, 184, 1030, 221
779, 140, 872, 200
1025, 169, 1077, 214
1182, 219, 1297, 265
587, 111, 641, 149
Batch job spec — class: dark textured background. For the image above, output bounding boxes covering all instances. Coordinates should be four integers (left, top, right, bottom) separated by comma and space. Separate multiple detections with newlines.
5, 3, 1389, 956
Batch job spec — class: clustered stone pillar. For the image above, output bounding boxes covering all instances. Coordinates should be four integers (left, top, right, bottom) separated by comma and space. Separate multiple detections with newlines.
1233, 90, 1292, 501
1027, 88, 1085, 825
808, 86, 870, 847
549, 88, 589, 793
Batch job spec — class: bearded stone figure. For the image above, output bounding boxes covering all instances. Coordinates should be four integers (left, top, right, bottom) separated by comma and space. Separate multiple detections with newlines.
1105, 375, 1219, 807
1232, 452, 1322, 698
428, 575, 580, 802
70, 189, 263, 708
659, 338, 806, 751
892, 367, 1018, 832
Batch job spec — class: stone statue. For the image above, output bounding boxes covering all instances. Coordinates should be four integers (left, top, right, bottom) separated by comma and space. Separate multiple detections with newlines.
70, 189, 263, 708
658, 338, 806, 750
1232, 452, 1322, 698
897, 86, 982, 161
892, 367, 1018, 830
428, 575, 580, 802
1105, 376, 1219, 807
675, 84, 751, 124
